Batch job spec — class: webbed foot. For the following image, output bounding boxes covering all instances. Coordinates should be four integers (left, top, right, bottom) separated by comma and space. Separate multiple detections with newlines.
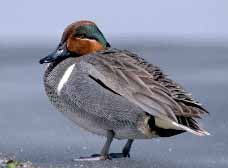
73, 154, 111, 161
109, 152, 130, 158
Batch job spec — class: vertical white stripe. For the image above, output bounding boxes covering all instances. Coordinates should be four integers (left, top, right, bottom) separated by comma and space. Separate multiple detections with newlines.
57, 64, 75, 95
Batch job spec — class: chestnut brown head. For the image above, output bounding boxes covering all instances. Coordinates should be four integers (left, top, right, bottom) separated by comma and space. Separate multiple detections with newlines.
40, 20, 110, 64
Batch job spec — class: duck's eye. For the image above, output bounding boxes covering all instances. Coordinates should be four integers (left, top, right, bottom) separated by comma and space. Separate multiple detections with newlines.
75, 34, 86, 38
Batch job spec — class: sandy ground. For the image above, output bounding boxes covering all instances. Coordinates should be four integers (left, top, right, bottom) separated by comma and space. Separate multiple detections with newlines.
0, 40, 228, 167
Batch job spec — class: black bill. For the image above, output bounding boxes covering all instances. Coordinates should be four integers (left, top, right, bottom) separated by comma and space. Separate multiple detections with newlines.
39, 43, 70, 64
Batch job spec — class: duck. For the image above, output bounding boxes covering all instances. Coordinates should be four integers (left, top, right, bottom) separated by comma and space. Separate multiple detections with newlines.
39, 20, 209, 161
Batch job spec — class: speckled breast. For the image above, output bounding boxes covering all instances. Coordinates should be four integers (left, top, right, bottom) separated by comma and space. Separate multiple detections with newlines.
42, 58, 154, 139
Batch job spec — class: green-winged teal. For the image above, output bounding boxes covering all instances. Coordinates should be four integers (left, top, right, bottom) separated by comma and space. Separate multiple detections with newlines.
39, 20, 209, 160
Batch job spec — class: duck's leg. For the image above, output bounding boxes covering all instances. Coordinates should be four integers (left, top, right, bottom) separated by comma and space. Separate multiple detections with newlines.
99, 130, 114, 159
109, 139, 134, 158
74, 130, 114, 161
122, 139, 134, 157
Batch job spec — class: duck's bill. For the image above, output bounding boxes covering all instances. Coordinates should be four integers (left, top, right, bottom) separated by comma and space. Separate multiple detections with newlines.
39, 43, 70, 64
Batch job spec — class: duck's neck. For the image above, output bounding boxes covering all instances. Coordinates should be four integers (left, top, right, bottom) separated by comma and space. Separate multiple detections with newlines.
43, 57, 76, 91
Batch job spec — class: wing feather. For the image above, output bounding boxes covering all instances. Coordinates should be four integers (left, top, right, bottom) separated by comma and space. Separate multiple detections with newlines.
87, 52, 184, 124
84, 49, 209, 135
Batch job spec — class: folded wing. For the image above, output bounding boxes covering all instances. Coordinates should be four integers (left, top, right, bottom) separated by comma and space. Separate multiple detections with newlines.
86, 49, 209, 136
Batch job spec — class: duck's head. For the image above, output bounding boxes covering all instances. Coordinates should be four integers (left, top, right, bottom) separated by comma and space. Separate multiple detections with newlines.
39, 20, 110, 64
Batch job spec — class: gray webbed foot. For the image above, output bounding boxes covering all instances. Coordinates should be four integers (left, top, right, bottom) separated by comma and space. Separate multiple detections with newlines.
73, 154, 111, 161
73, 135, 133, 161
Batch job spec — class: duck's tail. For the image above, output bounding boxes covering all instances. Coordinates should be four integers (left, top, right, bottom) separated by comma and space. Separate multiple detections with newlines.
175, 116, 210, 136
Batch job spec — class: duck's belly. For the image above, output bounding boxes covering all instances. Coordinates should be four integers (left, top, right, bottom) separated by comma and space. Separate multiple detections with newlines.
46, 90, 153, 139
62, 108, 151, 139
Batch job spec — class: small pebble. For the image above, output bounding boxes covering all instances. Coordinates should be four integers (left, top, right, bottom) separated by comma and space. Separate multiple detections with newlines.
168, 148, 172, 152
82, 146, 87, 150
